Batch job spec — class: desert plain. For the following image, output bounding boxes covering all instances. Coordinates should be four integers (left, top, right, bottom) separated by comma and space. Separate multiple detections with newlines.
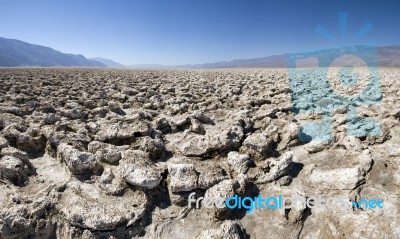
0, 68, 400, 238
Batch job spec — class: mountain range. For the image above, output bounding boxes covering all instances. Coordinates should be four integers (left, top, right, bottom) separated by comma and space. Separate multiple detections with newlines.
89, 57, 125, 68
0, 37, 106, 67
181, 45, 400, 68
1, 36, 400, 68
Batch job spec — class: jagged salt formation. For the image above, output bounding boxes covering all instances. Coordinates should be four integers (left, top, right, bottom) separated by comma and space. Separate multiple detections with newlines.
0, 68, 399, 238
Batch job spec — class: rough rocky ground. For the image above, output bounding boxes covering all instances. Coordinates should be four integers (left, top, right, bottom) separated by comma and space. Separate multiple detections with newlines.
0, 68, 399, 238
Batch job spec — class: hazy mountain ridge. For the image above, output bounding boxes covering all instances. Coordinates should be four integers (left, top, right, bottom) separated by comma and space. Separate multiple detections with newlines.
1, 37, 400, 68
0, 37, 106, 67
185, 45, 400, 68
89, 57, 125, 68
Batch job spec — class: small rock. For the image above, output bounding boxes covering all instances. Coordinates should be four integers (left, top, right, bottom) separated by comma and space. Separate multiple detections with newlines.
119, 150, 162, 189
190, 118, 206, 134
99, 168, 126, 195
0, 136, 9, 150
193, 112, 215, 125
196, 220, 248, 239
197, 165, 229, 190
340, 136, 365, 152
304, 140, 332, 153
95, 119, 150, 142
122, 166, 162, 189
256, 151, 293, 183
57, 143, 102, 178
88, 141, 126, 164
204, 179, 243, 219
388, 144, 400, 157
133, 136, 165, 160
100, 168, 115, 184
0, 155, 34, 185
227, 151, 252, 174
1, 146, 30, 162
241, 131, 274, 160
308, 166, 365, 190
43, 113, 59, 125
108, 101, 125, 115
168, 164, 199, 192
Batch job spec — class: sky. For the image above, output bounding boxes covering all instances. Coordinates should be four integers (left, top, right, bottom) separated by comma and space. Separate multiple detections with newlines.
1, 0, 400, 65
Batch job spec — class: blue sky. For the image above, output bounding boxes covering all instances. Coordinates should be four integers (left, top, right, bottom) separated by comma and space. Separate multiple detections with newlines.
1, 0, 399, 65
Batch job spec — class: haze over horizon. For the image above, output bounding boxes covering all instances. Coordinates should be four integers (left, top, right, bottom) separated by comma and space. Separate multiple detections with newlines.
1, 0, 400, 65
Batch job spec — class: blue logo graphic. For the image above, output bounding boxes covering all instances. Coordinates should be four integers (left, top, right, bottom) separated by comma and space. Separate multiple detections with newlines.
287, 12, 382, 142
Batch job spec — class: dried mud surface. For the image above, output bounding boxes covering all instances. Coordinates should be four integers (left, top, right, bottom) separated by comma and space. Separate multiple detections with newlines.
0, 68, 400, 238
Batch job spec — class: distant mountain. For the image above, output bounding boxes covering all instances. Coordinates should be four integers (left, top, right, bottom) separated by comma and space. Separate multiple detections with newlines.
377, 46, 400, 67
126, 64, 170, 69
1, 37, 399, 69
0, 37, 105, 67
185, 54, 287, 68
89, 57, 125, 68
180, 45, 400, 68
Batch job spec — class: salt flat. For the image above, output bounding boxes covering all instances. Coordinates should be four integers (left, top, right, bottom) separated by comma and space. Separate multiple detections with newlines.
0, 68, 399, 238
